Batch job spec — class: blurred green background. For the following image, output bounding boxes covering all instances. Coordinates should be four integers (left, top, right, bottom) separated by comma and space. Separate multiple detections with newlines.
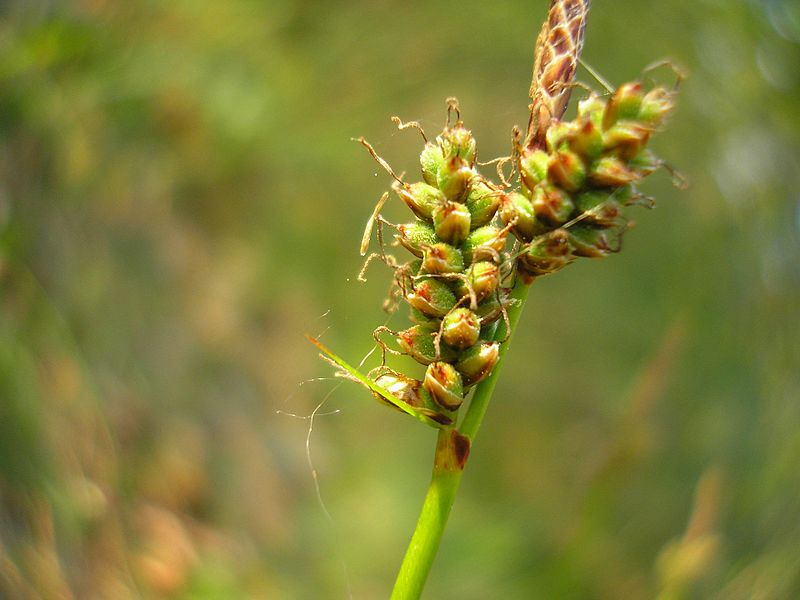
1, 0, 799, 598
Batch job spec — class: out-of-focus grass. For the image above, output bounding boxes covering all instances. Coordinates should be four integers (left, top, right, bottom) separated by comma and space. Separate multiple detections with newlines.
1, 1, 799, 598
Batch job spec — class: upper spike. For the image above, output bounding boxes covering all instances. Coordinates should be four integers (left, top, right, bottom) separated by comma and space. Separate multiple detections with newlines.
526, 0, 590, 150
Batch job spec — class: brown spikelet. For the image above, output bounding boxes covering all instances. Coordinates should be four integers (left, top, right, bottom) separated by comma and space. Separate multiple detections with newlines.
526, 0, 590, 149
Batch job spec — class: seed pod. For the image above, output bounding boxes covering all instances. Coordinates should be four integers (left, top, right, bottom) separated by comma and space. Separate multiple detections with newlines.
587, 156, 638, 188
396, 221, 438, 257
568, 118, 604, 162
603, 82, 643, 130
420, 142, 444, 186
421, 242, 465, 274
546, 120, 578, 153
547, 149, 587, 193
465, 179, 501, 228
440, 124, 477, 166
532, 182, 575, 225
441, 307, 481, 350
500, 191, 543, 243
519, 149, 550, 192
568, 224, 618, 258
406, 277, 457, 318
437, 156, 473, 201
461, 224, 507, 264
574, 190, 623, 227
372, 371, 433, 411
409, 306, 437, 327
638, 87, 674, 127
455, 261, 500, 303
395, 182, 445, 221
517, 228, 573, 279
578, 93, 605, 126
603, 122, 651, 161
432, 201, 471, 246
397, 325, 456, 365
424, 361, 464, 410
455, 341, 500, 387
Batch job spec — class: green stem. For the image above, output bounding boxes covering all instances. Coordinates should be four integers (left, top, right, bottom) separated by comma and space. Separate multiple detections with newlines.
390, 280, 531, 600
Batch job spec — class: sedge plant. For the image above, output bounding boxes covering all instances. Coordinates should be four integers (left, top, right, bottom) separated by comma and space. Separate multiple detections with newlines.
309, 1, 682, 597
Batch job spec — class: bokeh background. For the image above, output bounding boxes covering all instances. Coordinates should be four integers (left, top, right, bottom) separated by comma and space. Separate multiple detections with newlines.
1, 0, 799, 598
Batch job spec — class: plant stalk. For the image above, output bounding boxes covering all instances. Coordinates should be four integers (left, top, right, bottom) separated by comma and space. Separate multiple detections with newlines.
390, 280, 531, 599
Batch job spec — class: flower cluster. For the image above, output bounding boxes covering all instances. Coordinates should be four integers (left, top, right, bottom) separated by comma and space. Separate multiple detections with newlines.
357, 82, 676, 426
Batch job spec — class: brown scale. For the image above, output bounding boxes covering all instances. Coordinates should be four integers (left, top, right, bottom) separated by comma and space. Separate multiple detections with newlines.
526, 0, 590, 150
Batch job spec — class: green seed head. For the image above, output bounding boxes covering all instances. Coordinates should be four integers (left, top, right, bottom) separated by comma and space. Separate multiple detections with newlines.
574, 190, 623, 227
423, 361, 465, 410
568, 224, 618, 258
433, 201, 471, 246
638, 87, 674, 127
396, 221, 438, 257
587, 156, 638, 188
603, 122, 651, 161
436, 156, 473, 201
603, 82, 644, 130
422, 242, 465, 274
500, 191, 542, 243
396, 182, 445, 221
519, 148, 550, 192
461, 224, 507, 265
517, 228, 574, 280
465, 179, 501, 228
406, 277, 457, 318
442, 307, 481, 350
532, 182, 575, 225
547, 149, 587, 193
397, 325, 456, 365
569, 118, 604, 162
455, 341, 500, 387
440, 124, 478, 166
577, 93, 605, 126
455, 260, 500, 303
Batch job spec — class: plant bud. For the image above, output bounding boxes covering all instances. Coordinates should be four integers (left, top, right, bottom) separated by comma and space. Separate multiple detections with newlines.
396, 221, 438, 257
574, 190, 623, 227
603, 122, 651, 160
455, 341, 500, 387
547, 149, 587, 193
421, 242, 465, 274
545, 120, 578, 153
568, 224, 617, 258
500, 191, 543, 243
519, 149, 550, 192
395, 182, 445, 221
587, 156, 638, 188
577, 93, 605, 126
440, 124, 477, 165
433, 201, 471, 246
372, 371, 432, 411
406, 277, 457, 318
532, 182, 575, 225
465, 179, 501, 228
638, 87, 674, 127
569, 118, 604, 162
603, 82, 643, 129
517, 228, 573, 279
424, 361, 464, 410
436, 156, 473, 201
441, 307, 481, 350
420, 142, 444, 186
455, 261, 500, 303
397, 325, 456, 365
461, 225, 507, 264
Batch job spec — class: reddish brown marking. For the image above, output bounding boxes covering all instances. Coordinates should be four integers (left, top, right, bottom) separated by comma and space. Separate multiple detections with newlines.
452, 431, 471, 469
